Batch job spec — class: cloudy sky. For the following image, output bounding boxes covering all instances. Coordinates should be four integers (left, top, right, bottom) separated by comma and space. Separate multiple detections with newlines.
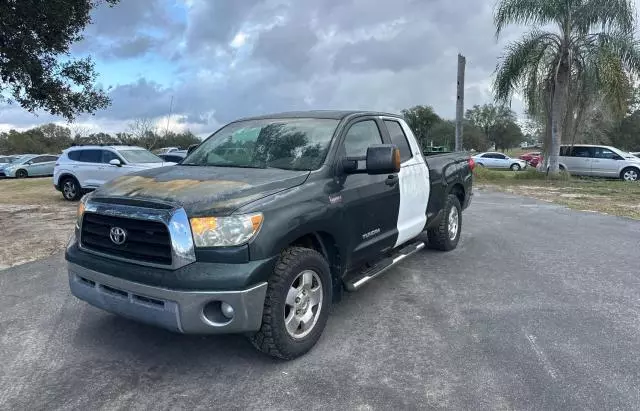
1, 0, 544, 136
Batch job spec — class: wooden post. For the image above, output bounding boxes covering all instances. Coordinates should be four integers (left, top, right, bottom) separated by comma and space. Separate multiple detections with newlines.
455, 54, 466, 152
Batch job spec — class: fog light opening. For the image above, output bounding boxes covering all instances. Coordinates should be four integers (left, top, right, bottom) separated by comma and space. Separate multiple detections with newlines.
202, 300, 234, 326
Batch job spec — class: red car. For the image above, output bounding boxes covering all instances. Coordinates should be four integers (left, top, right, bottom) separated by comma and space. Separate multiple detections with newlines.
519, 151, 541, 167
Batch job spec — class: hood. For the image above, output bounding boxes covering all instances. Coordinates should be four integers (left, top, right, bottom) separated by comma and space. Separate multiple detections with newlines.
92, 165, 310, 216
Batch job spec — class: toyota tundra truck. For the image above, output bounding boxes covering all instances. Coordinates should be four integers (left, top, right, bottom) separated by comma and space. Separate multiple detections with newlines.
66, 111, 473, 359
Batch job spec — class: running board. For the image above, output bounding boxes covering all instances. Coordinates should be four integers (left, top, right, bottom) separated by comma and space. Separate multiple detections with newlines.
344, 241, 425, 291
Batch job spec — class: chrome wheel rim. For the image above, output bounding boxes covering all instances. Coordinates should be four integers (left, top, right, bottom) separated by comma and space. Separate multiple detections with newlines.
63, 181, 76, 199
448, 206, 459, 240
511, 164, 520, 171
284, 270, 323, 339
623, 170, 638, 181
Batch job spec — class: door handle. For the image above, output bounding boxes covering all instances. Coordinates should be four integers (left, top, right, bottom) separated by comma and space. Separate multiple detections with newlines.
385, 175, 399, 186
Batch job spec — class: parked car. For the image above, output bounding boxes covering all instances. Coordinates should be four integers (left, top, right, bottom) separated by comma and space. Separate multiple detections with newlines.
0, 155, 18, 164
65, 110, 474, 359
519, 151, 542, 167
473, 152, 527, 170
538, 144, 640, 181
158, 151, 187, 163
0, 154, 59, 178
154, 147, 180, 155
54, 145, 176, 201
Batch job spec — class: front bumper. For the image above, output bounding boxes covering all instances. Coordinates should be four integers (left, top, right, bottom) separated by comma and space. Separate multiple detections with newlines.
69, 261, 268, 334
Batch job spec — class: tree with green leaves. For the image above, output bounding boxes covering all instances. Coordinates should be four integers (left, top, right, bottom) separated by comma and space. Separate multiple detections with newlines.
465, 104, 518, 149
401, 105, 442, 148
0, 0, 119, 121
493, 0, 640, 173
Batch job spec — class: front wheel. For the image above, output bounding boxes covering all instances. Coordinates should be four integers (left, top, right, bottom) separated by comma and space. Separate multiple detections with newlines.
249, 247, 332, 360
621, 167, 639, 182
510, 163, 521, 171
61, 177, 81, 201
15, 169, 27, 178
427, 194, 462, 251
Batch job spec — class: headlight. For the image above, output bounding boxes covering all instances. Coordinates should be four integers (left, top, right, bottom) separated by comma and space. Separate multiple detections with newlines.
76, 197, 87, 227
190, 213, 263, 247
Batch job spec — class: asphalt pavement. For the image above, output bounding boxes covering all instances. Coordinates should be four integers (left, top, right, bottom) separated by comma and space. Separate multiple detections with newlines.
1, 190, 640, 410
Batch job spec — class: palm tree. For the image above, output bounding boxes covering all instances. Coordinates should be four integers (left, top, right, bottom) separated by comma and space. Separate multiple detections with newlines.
493, 0, 640, 173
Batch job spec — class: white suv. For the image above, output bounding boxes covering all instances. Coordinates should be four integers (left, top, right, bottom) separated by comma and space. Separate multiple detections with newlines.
54, 146, 175, 201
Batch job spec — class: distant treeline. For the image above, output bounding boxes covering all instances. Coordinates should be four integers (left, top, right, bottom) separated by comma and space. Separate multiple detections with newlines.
0, 123, 201, 155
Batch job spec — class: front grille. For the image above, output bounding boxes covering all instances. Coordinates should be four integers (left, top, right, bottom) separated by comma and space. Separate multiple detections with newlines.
81, 213, 172, 265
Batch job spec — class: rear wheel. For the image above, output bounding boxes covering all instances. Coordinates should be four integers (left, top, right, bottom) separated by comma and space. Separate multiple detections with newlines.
427, 194, 462, 251
61, 177, 81, 201
15, 169, 27, 178
621, 167, 639, 181
250, 247, 332, 360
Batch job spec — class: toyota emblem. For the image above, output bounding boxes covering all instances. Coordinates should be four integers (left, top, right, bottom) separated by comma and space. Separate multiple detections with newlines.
109, 227, 127, 245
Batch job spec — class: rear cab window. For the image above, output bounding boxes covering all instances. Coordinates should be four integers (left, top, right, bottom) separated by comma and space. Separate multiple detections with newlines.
384, 120, 412, 162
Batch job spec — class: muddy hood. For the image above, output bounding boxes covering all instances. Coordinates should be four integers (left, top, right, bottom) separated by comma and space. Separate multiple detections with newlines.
92, 166, 310, 216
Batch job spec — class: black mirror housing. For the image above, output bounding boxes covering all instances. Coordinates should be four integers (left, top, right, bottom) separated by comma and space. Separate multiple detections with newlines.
342, 144, 400, 175
365, 144, 401, 175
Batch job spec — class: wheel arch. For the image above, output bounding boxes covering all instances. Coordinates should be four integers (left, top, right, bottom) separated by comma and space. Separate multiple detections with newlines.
448, 183, 465, 208
58, 173, 80, 186
288, 231, 343, 302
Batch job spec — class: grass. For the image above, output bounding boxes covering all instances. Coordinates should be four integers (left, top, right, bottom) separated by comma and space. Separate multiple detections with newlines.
0, 177, 70, 206
474, 167, 640, 219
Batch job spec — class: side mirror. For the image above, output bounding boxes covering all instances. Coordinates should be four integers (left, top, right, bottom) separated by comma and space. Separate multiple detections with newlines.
342, 144, 400, 175
109, 159, 122, 167
187, 144, 198, 155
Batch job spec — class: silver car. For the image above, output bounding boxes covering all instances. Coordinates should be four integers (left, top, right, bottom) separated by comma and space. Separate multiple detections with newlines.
548, 145, 640, 181
0, 154, 59, 178
472, 152, 528, 171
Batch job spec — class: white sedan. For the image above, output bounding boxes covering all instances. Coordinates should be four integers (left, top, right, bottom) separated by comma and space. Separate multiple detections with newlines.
473, 152, 528, 171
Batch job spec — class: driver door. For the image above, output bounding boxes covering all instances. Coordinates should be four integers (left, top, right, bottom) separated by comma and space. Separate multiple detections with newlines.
336, 118, 400, 269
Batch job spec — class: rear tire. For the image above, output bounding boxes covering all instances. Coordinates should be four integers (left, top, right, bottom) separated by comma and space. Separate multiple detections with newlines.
621, 167, 639, 182
15, 169, 27, 178
249, 247, 332, 360
61, 177, 81, 201
427, 194, 462, 251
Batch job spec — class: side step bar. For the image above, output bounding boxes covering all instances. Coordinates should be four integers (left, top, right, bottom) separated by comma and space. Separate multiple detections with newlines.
344, 241, 425, 291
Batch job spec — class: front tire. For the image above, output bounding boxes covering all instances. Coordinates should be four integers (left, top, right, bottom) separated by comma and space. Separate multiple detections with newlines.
250, 247, 332, 360
510, 163, 521, 171
427, 194, 462, 251
15, 169, 27, 178
621, 167, 639, 182
61, 177, 81, 201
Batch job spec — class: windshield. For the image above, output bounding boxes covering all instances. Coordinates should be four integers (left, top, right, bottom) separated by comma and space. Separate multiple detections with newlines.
118, 149, 164, 164
182, 118, 339, 171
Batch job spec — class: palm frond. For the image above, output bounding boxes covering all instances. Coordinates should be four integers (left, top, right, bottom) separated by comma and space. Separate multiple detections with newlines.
573, 0, 635, 34
591, 31, 640, 73
494, 30, 561, 103
495, 0, 564, 38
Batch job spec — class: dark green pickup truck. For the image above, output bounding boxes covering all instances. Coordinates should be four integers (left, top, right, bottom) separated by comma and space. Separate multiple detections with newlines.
66, 110, 473, 359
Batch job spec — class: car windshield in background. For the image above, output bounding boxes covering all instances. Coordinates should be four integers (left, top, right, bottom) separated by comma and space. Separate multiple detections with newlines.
118, 150, 163, 163
182, 118, 339, 171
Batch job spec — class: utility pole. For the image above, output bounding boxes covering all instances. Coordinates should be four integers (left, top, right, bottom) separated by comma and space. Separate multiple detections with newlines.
165, 95, 174, 136
455, 54, 466, 152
